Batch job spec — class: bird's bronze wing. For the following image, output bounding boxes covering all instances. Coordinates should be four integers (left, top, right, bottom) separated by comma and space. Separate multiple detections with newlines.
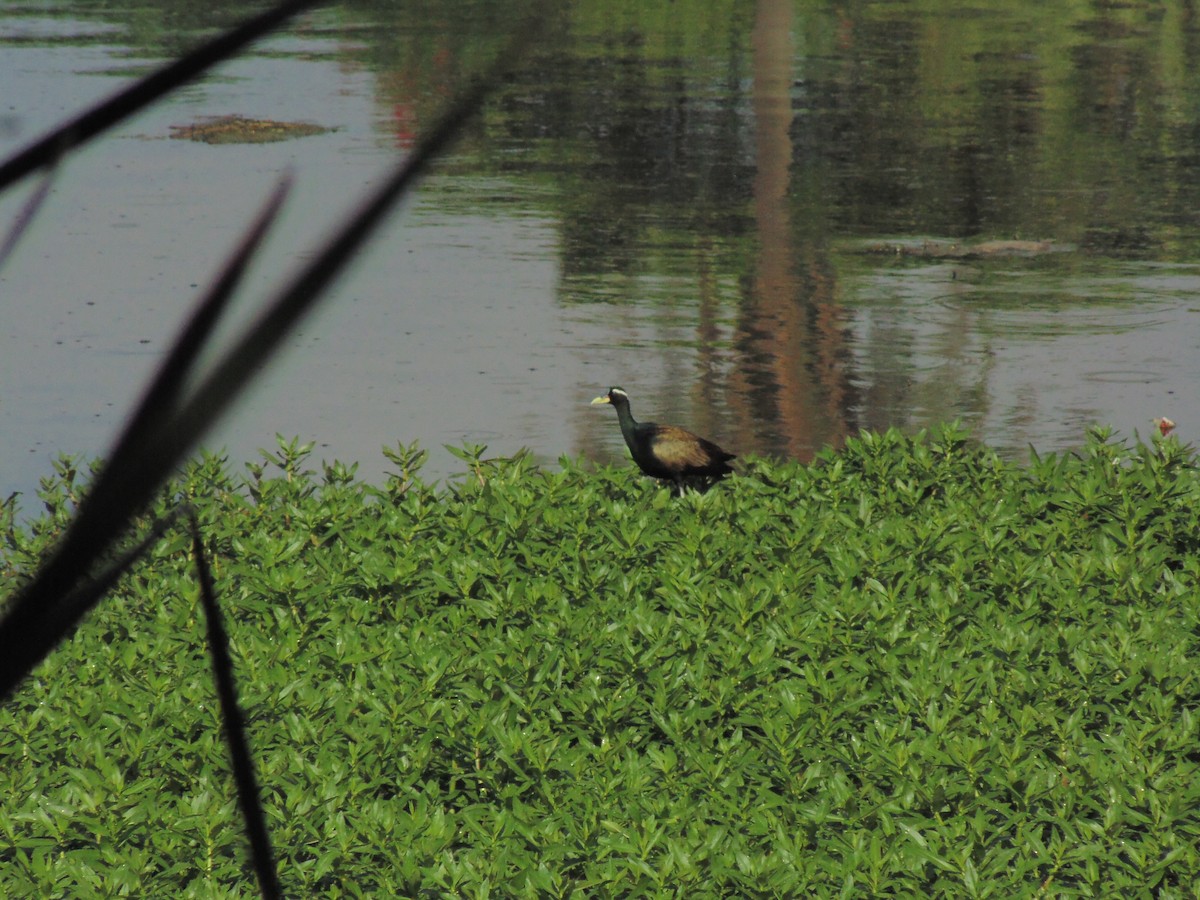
648, 425, 717, 469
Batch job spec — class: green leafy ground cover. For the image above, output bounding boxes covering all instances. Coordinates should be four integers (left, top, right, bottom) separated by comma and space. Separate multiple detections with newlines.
3, 427, 1200, 897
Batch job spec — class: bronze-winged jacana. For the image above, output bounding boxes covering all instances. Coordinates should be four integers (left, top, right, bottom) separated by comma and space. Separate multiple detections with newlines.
591, 387, 735, 494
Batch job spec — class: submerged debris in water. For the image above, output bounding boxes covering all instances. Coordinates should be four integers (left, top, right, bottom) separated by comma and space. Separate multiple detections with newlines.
169, 115, 333, 144
855, 238, 1074, 259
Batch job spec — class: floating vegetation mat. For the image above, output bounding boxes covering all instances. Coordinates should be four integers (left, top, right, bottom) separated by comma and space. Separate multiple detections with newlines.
169, 114, 332, 144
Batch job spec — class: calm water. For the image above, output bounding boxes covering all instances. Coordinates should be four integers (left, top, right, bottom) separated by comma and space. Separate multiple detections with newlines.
3, 0, 1200, 501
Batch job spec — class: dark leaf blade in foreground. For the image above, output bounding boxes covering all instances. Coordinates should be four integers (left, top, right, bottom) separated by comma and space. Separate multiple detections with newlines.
0, 25, 539, 700
0, 177, 294, 700
0, 0, 325, 191
169, 70, 506, 439
112, 173, 295, 460
29, 506, 188, 657
189, 513, 280, 900
0, 168, 55, 272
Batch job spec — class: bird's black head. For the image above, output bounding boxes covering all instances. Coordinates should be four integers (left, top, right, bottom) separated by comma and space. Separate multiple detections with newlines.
590, 386, 630, 407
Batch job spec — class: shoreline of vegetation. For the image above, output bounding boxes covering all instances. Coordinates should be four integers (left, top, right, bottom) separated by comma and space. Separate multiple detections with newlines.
3, 425, 1200, 896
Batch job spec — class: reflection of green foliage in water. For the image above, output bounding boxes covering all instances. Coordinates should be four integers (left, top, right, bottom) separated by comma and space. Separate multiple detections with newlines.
10, 0, 1199, 253
372, 0, 1200, 262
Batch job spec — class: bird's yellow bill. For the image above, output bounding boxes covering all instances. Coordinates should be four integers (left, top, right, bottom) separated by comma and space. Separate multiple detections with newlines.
591, 395, 612, 405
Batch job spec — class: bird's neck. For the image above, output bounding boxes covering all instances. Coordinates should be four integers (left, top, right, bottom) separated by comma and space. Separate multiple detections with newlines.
612, 401, 640, 447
